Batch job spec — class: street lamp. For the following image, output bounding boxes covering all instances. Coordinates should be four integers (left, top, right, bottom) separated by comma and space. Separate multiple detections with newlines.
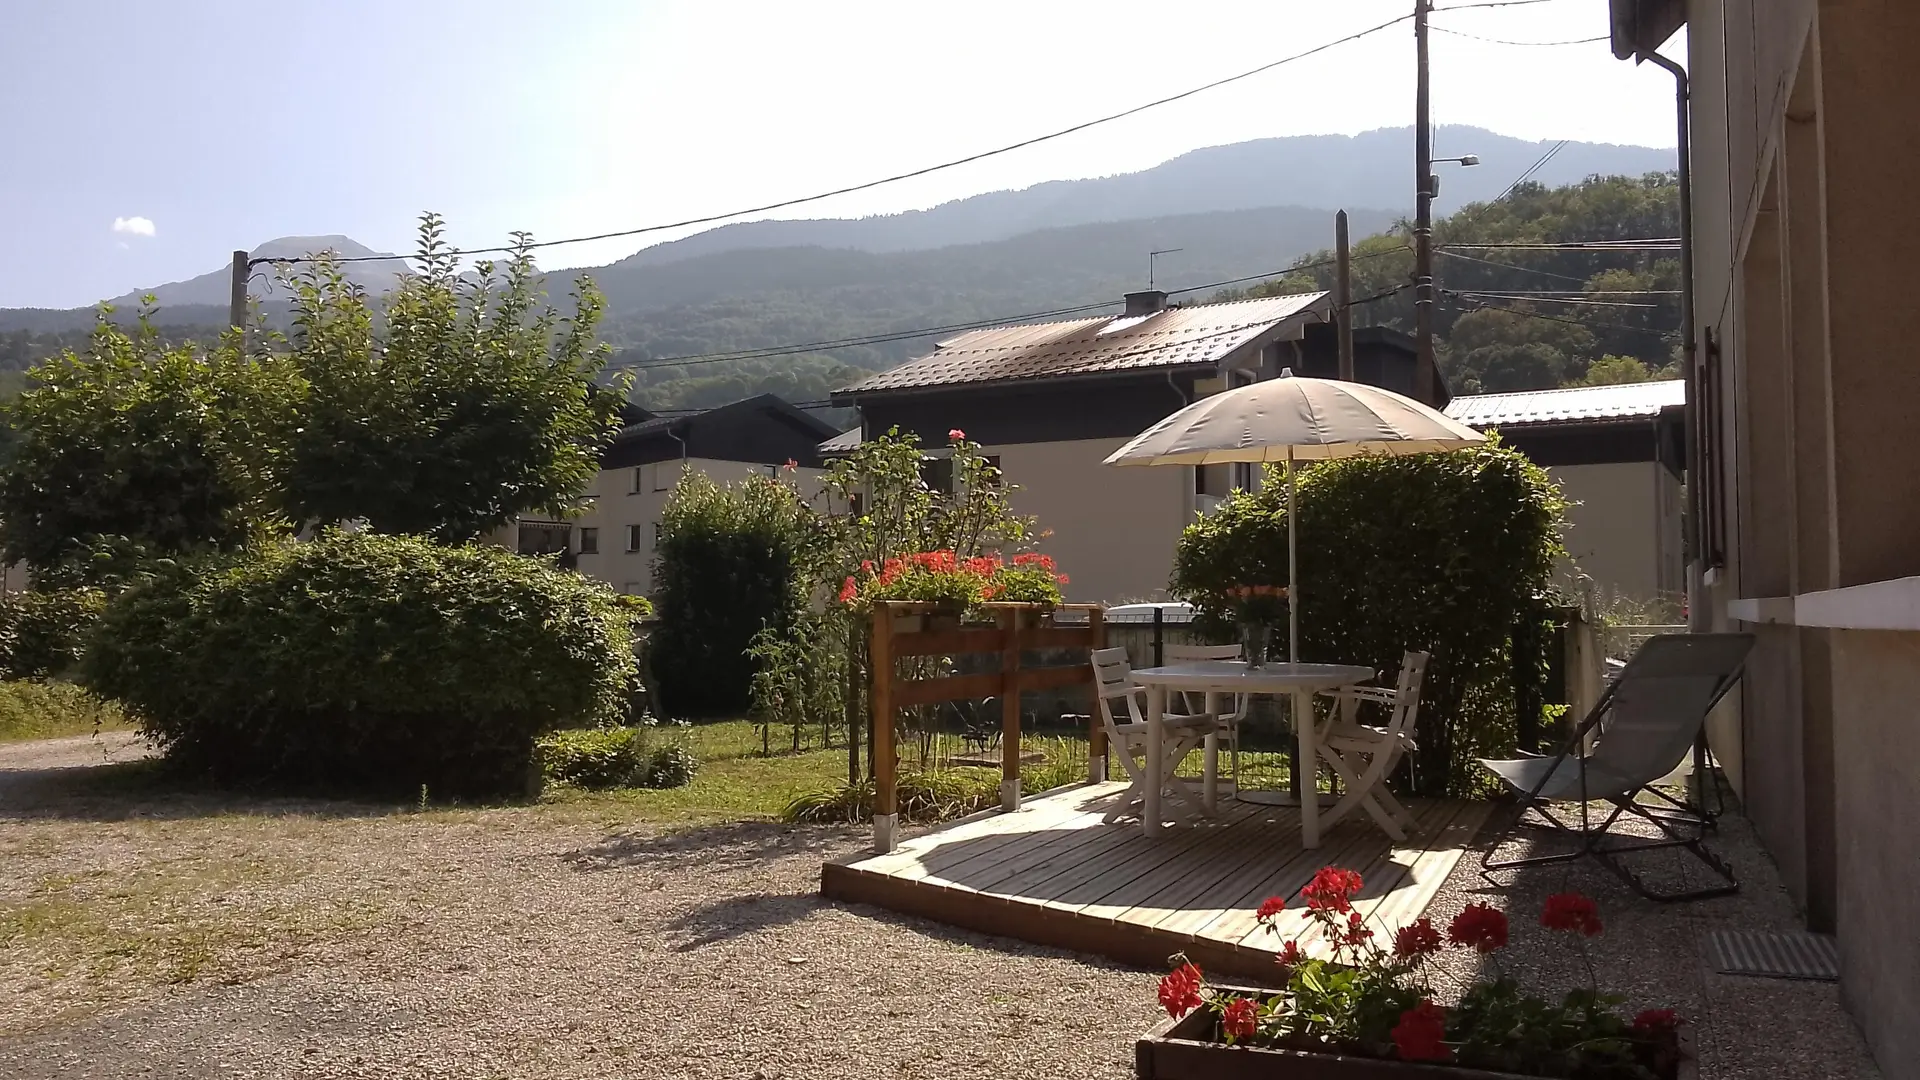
1429, 154, 1480, 197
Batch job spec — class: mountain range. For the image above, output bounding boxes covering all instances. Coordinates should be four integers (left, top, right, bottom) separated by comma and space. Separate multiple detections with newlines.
0, 124, 1675, 410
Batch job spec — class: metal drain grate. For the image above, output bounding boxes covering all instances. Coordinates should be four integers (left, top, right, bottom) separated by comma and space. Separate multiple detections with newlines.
1707, 930, 1839, 981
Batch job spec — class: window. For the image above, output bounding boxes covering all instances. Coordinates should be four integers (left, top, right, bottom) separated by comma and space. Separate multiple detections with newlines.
626, 524, 644, 553
578, 528, 598, 555
631, 466, 645, 494
621, 582, 642, 596
920, 456, 954, 494
652, 463, 675, 491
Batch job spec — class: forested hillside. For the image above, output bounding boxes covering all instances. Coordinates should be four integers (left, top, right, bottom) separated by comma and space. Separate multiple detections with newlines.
1227, 173, 1681, 393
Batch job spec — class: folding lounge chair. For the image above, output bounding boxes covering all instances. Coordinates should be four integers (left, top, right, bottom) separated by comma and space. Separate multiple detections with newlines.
1477, 632, 1754, 902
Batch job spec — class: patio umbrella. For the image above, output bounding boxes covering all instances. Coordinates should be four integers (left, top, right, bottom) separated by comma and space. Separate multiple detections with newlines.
1103, 371, 1485, 664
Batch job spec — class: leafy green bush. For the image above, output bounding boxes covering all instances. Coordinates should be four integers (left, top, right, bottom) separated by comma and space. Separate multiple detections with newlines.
0, 680, 128, 743
644, 744, 699, 789
649, 473, 822, 719
539, 726, 651, 788
84, 532, 637, 797
1172, 440, 1565, 795
0, 588, 106, 680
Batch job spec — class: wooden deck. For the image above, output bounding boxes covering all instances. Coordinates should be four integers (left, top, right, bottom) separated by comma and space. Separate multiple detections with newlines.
821, 782, 1491, 981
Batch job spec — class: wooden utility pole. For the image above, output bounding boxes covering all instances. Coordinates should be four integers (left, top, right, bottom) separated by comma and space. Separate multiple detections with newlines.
1335, 210, 1356, 381
1412, 0, 1437, 402
228, 250, 249, 333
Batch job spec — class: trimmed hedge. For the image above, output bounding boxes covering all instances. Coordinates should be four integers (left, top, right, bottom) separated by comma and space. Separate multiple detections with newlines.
0, 588, 106, 680
84, 532, 637, 796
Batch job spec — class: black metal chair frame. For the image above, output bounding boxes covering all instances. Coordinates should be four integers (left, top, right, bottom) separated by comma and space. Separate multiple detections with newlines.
1479, 635, 1749, 903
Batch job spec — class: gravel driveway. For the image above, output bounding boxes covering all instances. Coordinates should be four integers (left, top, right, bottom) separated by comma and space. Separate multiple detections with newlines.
0, 734, 1160, 1080
0, 735, 1888, 1079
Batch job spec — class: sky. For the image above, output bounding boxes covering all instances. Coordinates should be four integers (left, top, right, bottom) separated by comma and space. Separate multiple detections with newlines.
0, 0, 1684, 310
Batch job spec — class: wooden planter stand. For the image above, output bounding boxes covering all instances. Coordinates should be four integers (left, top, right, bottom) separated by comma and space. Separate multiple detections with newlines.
868, 601, 1107, 853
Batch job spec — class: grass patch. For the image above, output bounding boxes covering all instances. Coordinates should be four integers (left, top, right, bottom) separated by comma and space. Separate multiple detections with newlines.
0, 681, 131, 744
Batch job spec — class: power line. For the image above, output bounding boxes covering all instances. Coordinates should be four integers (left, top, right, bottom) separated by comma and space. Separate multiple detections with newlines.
1431, 25, 1607, 47
1437, 249, 1591, 282
1431, 0, 1579, 10
1452, 292, 1662, 309
1494, 139, 1569, 201
1443, 289, 1679, 338
1439, 240, 1679, 250
259, 15, 1414, 269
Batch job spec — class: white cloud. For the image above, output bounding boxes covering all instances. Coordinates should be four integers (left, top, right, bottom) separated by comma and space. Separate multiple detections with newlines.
112, 215, 156, 238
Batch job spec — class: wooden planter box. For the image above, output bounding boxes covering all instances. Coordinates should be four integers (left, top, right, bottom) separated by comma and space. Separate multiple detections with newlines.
1135, 988, 1695, 1080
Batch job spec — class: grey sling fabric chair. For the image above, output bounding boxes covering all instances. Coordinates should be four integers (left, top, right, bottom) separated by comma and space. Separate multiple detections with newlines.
1477, 632, 1755, 902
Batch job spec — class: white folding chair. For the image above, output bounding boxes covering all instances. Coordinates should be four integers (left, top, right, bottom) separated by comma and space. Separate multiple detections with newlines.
1162, 644, 1251, 792
1311, 650, 1429, 841
1090, 647, 1225, 825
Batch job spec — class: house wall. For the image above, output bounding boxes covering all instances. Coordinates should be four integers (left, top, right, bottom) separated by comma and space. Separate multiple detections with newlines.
986, 437, 1190, 605
1549, 461, 1681, 608
1683, 1, 1920, 1068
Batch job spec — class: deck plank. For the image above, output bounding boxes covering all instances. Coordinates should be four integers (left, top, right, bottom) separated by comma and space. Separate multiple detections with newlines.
824, 783, 1483, 982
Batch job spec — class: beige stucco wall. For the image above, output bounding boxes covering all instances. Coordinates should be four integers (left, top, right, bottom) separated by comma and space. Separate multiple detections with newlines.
491, 459, 824, 597
1684, 1, 1920, 1070
987, 437, 1190, 605
1550, 461, 1682, 609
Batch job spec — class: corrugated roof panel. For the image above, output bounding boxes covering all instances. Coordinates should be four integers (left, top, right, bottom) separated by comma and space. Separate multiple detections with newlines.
841, 292, 1331, 395
1443, 379, 1685, 427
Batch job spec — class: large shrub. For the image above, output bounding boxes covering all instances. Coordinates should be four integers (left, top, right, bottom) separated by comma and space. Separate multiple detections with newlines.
1172, 440, 1565, 795
0, 587, 106, 680
649, 472, 822, 719
84, 532, 636, 796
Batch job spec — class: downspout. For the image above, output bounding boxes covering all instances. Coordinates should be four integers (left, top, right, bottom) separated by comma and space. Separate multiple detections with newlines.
1644, 50, 1700, 633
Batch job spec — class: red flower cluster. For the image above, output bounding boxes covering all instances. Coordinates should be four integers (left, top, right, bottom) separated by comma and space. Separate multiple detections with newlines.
1340, 910, 1375, 948
1632, 1008, 1680, 1034
1540, 892, 1603, 937
838, 577, 858, 604
1301, 867, 1363, 913
948, 428, 966, 442
1447, 903, 1510, 953
1255, 895, 1287, 922
1391, 1000, 1451, 1062
1393, 916, 1443, 961
1220, 997, 1259, 1041
1158, 962, 1205, 1018
1277, 940, 1304, 969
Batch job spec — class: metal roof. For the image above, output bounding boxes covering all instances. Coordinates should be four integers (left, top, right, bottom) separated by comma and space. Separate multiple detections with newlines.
1443, 379, 1684, 428
819, 427, 862, 455
838, 292, 1332, 396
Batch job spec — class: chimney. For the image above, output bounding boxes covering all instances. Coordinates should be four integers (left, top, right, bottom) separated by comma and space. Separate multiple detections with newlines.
1123, 289, 1168, 317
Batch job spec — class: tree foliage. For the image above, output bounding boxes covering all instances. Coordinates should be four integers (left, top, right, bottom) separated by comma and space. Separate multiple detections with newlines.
278, 215, 629, 541
0, 312, 291, 573
1171, 441, 1566, 796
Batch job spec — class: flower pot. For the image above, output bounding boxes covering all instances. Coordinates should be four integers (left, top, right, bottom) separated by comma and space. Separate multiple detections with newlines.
1135, 987, 1695, 1080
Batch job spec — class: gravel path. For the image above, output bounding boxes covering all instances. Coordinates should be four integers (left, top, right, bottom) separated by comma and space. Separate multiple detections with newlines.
0, 734, 1159, 1080
0, 736, 1887, 1079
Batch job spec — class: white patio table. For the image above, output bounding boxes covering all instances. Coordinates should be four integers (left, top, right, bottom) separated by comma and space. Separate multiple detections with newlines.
1130, 660, 1375, 849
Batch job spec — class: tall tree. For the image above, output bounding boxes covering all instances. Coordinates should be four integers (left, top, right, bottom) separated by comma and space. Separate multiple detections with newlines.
278, 215, 630, 541
0, 312, 292, 573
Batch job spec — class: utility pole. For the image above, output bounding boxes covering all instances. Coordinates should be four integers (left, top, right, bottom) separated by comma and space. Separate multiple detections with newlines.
1412, 0, 1437, 403
1335, 210, 1355, 381
229, 250, 249, 332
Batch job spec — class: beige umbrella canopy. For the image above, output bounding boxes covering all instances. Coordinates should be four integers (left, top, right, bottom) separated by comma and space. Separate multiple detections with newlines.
1104, 372, 1485, 662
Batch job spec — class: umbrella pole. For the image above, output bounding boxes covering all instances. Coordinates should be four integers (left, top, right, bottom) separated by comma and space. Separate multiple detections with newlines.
1287, 454, 1299, 664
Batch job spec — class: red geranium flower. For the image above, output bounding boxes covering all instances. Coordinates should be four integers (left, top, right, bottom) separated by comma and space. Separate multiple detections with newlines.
1256, 896, 1287, 922
1447, 903, 1509, 953
1633, 1008, 1680, 1034
1393, 916, 1442, 960
948, 428, 966, 442
1391, 1000, 1450, 1062
1541, 892, 1603, 937
1158, 962, 1204, 1018
1341, 910, 1374, 947
783, 458, 799, 470
1302, 867, 1363, 913
838, 577, 858, 604
1220, 997, 1259, 1041
1277, 940, 1304, 968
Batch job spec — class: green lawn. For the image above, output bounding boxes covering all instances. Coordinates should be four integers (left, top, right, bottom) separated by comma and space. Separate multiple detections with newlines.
0, 681, 131, 744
